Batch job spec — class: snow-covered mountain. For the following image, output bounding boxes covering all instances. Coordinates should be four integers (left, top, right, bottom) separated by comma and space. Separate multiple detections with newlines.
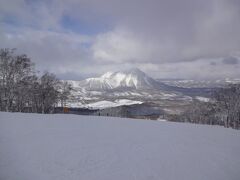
79, 68, 160, 90
65, 68, 236, 110
64, 68, 191, 109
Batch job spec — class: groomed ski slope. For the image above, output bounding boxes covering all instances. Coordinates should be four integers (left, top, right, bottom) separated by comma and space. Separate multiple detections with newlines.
0, 112, 240, 180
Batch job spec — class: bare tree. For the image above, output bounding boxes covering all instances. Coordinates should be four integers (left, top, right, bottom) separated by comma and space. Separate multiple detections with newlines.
214, 84, 240, 129
38, 72, 60, 114
0, 48, 72, 114
0, 49, 34, 112
59, 81, 72, 108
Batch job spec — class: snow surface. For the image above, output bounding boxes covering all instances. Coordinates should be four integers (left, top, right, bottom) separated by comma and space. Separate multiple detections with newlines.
65, 98, 142, 109
195, 96, 210, 102
0, 112, 240, 180
87, 99, 143, 109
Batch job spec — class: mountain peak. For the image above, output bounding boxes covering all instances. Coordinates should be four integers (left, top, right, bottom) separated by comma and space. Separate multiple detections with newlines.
101, 71, 114, 78
122, 67, 145, 74
81, 68, 159, 90
117, 68, 147, 78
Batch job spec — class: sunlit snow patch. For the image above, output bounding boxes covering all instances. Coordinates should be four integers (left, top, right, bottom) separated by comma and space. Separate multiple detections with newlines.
87, 99, 143, 109
195, 96, 210, 102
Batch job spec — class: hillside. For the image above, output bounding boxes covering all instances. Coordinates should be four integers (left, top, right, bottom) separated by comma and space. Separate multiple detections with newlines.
0, 112, 240, 180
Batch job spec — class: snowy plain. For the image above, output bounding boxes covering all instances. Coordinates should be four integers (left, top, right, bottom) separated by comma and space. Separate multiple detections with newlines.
0, 112, 240, 180
87, 99, 143, 109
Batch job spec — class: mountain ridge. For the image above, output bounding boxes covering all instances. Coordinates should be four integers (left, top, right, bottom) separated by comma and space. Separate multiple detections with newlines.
79, 68, 160, 90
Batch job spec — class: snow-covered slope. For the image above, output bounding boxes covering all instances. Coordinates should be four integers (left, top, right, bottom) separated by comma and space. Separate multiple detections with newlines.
80, 68, 159, 90
1, 112, 240, 180
158, 78, 240, 88
87, 99, 143, 109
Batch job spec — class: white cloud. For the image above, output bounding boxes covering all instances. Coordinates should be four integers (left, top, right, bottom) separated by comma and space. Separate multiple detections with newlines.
92, 28, 148, 62
0, 0, 240, 79
92, 27, 179, 63
0, 25, 94, 76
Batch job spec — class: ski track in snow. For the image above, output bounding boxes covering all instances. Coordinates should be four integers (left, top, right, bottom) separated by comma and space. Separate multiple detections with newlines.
0, 112, 240, 180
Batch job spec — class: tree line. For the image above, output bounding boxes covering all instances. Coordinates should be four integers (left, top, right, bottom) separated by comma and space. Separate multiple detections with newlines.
0, 48, 71, 113
168, 84, 240, 129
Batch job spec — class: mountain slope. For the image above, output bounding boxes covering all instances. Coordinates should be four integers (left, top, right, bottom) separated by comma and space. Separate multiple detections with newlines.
79, 68, 160, 90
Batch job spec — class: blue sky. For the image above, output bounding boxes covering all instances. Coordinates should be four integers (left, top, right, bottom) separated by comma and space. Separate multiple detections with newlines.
0, 0, 240, 80
60, 14, 111, 35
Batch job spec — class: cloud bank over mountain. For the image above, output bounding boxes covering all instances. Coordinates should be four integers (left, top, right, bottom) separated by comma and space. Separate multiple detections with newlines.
0, 0, 240, 79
